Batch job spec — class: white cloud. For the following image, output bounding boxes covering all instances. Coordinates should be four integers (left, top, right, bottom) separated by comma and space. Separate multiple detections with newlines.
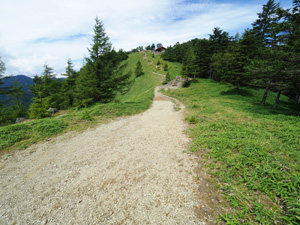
0, 0, 264, 77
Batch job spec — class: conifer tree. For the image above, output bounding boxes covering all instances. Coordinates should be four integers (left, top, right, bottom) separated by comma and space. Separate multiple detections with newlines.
9, 80, 26, 118
181, 46, 198, 78
61, 59, 78, 108
0, 57, 9, 100
252, 0, 281, 47
75, 18, 131, 107
29, 64, 62, 118
135, 61, 144, 77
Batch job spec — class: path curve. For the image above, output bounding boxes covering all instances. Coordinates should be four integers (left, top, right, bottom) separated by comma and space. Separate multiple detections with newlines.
0, 87, 205, 224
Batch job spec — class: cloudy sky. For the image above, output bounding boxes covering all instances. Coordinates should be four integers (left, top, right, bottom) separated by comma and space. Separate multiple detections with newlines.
0, 0, 292, 77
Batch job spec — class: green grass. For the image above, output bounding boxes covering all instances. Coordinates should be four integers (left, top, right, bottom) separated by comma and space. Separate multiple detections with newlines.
0, 52, 162, 154
144, 51, 182, 80
162, 78, 300, 224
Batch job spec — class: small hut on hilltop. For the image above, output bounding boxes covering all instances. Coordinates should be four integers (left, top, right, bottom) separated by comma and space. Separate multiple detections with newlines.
154, 47, 166, 54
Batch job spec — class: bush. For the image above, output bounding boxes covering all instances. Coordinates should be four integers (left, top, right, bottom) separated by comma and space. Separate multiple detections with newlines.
182, 80, 191, 88
80, 109, 94, 121
185, 115, 198, 124
0, 123, 30, 150
33, 119, 66, 137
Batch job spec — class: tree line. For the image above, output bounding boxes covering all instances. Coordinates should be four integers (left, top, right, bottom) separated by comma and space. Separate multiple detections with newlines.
162, 0, 300, 107
0, 17, 132, 124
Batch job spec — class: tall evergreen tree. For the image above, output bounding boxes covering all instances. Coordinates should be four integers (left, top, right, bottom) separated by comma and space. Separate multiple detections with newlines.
0, 57, 9, 99
252, 0, 281, 47
75, 18, 131, 107
61, 59, 78, 108
249, 0, 285, 105
9, 80, 26, 118
181, 45, 198, 78
209, 27, 230, 53
0, 57, 9, 123
29, 64, 62, 118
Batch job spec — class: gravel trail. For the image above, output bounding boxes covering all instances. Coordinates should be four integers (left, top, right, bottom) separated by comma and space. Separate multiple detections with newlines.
0, 87, 204, 224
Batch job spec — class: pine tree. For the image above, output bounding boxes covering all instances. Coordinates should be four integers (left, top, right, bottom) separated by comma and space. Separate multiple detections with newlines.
151, 43, 156, 51
252, 0, 281, 47
0, 57, 9, 100
9, 80, 26, 118
28, 64, 62, 118
61, 59, 78, 108
163, 63, 169, 71
209, 27, 230, 53
75, 18, 131, 107
165, 72, 171, 82
0, 57, 9, 123
181, 46, 198, 78
135, 61, 144, 77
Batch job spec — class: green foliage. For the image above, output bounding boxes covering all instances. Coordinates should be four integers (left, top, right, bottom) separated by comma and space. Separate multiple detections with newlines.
0, 56, 9, 112
182, 80, 191, 88
118, 52, 161, 105
9, 79, 27, 118
164, 78, 300, 224
28, 96, 49, 119
165, 72, 171, 83
181, 45, 198, 78
80, 109, 94, 121
0, 57, 5, 77
0, 51, 161, 152
185, 115, 198, 124
74, 18, 131, 107
60, 59, 78, 108
32, 119, 66, 137
0, 123, 30, 150
134, 60, 144, 77
163, 63, 168, 71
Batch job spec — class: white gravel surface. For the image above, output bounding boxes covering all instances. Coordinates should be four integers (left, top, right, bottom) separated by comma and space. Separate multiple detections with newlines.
0, 87, 205, 224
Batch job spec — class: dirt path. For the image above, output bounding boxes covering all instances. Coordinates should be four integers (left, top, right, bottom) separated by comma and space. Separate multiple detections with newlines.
0, 87, 206, 224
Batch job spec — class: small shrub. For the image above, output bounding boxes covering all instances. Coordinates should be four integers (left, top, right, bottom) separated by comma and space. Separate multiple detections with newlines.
185, 115, 198, 124
80, 109, 94, 121
33, 119, 67, 137
0, 123, 30, 150
164, 63, 169, 71
182, 80, 191, 88
165, 72, 171, 82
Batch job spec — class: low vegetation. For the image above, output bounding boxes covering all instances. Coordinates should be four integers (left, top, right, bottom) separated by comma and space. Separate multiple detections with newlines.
162, 78, 300, 224
0, 52, 161, 154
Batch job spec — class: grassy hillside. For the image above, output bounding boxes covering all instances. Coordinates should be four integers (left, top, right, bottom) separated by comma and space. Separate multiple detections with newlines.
0, 52, 162, 154
162, 79, 300, 224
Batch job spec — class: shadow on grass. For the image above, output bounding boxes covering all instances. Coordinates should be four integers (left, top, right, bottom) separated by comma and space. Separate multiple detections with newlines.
220, 88, 300, 118
221, 88, 254, 97
190, 79, 199, 83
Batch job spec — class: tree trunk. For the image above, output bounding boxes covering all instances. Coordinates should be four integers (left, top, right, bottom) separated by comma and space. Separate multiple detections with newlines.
274, 90, 281, 108
261, 86, 269, 105
295, 93, 300, 104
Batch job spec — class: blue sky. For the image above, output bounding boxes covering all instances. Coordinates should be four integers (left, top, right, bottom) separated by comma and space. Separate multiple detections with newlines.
0, 0, 293, 77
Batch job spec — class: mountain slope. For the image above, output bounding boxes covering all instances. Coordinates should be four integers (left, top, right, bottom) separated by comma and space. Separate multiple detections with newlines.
0, 75, 34, 108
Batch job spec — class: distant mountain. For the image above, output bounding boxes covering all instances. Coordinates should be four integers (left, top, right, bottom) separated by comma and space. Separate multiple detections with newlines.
0, 75, 34, 108
2, 75, 34, 91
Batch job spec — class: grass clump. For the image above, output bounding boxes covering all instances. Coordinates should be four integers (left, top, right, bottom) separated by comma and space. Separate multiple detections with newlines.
0, 123, 31, 150
164, 78, 300, 224
32, 119, 67, 137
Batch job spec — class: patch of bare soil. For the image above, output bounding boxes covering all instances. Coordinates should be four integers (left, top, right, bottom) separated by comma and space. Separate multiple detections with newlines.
0, 87, 212, 224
